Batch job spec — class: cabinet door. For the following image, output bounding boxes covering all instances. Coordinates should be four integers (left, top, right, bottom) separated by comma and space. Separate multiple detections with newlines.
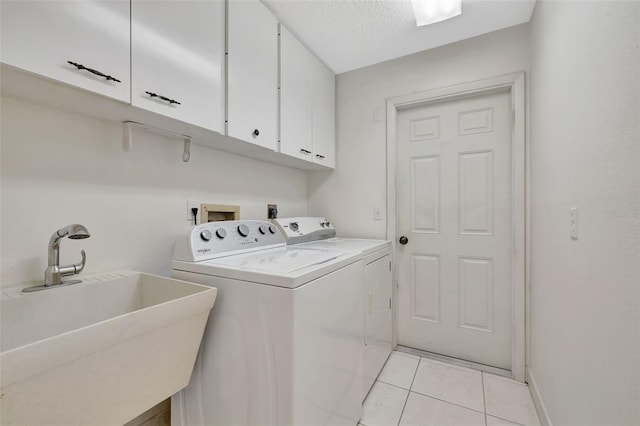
279, 25, 314, 161
1, 0, 130, 103
311, 59, 336, 168
363, 254, 393, 399
131, 0, 225, 132
227, 0, 278, 150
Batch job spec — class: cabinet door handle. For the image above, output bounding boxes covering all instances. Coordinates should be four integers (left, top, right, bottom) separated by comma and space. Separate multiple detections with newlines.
315, 154, 325, 159
67, 61, 121, 83
145, 91, 181, 105
300, 149, 311, 155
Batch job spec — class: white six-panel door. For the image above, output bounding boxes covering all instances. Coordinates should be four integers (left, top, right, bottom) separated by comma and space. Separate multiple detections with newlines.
396, 90, 513, 370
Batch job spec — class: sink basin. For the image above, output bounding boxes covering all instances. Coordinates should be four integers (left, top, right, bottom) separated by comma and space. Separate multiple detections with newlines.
0, 271, 217, 426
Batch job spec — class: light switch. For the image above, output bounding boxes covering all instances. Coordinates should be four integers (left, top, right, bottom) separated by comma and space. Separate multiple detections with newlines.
569, 207, 578, 240
373, 107, 382, 123
374, 206, 384, 220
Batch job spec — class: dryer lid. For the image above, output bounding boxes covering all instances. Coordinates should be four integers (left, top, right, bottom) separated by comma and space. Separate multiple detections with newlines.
297, 238, 392, 257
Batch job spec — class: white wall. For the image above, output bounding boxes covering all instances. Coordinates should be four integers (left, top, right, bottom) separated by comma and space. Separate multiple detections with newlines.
307, 24, 530, 238
528, 2, 640, 425
0, 97, 307, 286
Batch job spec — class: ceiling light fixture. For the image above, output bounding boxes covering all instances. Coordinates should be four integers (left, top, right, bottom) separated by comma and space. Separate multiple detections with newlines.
411, 0, 462, 26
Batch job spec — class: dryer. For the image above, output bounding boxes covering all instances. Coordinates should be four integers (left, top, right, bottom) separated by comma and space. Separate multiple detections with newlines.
272, 217, 393, 400
171, 220, 363, 426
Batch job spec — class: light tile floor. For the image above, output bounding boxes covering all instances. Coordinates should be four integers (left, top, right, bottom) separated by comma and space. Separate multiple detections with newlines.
360, 351, 540, 426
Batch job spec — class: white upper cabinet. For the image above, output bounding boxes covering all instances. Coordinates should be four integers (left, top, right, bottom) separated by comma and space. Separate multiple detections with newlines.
131, 0, 225, 132
0, 0, 131, 103
279, 25, 314, 161
311, 56, 336, 168
1, 1, 334, 170
226, 0, 278, 151
279, 25, 335, 169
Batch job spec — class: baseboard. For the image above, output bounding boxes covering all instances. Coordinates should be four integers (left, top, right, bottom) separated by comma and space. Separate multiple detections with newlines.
526, 368, 553, 426
396, 345, 512, 378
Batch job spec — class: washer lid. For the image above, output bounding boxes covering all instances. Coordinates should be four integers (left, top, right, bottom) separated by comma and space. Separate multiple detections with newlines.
208, 246, 347, 273
172, 246, 362, 288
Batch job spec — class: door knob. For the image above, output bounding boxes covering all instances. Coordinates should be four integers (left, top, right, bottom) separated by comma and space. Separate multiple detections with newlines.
399, 236, 408, 245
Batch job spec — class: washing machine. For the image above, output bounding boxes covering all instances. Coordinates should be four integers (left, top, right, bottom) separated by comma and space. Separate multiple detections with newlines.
272, 217, 393, 400
170, 220, 364, 426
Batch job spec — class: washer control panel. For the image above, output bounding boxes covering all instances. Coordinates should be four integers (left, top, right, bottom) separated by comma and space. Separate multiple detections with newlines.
272, 217, 336, 245
174, 220, 285, 262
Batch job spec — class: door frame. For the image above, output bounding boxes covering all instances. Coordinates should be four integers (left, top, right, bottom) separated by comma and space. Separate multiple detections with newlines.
386, 72, 527, 381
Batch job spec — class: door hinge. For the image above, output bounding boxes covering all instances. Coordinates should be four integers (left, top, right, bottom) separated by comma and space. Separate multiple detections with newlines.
389, 261, 391, 271
389, 298, 392, 309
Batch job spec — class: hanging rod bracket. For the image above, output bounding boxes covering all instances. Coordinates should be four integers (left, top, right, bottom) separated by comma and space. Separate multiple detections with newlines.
182, 138, 191, 162
122, 121, 193, 162
123, 121, 133, 152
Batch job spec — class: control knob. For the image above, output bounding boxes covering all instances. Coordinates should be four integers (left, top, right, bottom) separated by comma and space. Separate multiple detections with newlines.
200, 230, 212, 241
268, 225, 276, 234
258, 224, 268, 235
289, 222, 299, 232
237, 224, 250, 237
215, 228, 227, 239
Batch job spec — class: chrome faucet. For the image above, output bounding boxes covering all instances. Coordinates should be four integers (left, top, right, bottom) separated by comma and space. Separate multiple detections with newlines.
44, 224, 90, 286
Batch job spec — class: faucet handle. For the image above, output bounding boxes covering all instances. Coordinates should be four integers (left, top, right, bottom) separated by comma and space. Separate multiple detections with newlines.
57, 250, 87, 278
74, 249, 87, 274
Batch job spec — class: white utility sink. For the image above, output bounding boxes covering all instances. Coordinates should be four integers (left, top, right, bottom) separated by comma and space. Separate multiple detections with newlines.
0, 271, 217, 426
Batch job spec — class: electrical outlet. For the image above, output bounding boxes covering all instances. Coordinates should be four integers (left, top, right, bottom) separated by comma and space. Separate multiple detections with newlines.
569, 207, 578, 240
187, 200, 200, 224
267, 204, 278, 219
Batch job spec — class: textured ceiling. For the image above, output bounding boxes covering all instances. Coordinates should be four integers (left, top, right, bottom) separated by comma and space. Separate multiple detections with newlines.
262, 0, 536, 74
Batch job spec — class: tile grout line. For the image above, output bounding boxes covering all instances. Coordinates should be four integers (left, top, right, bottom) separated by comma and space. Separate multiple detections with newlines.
396, 388, 411, 426
482, 372, 529, 426
374, 352, 420, 392
378, 352, 421, 390
377, 378, 410, 390
482, 372, 488, 426
408, 357, 421, 391
409, 388, 489, 416
396, 355, 422, 425
488, 414, 528, 426
375, 380, 412, 392
412, 356, 487, 416
371, 354, 517, 425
